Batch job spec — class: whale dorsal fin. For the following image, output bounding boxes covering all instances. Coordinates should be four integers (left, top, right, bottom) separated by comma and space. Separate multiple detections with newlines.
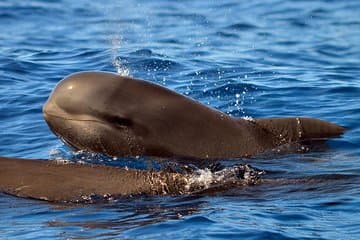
254, 117, 346, 143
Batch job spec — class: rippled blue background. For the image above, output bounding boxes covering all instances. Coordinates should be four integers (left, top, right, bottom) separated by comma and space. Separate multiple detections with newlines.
0, 0, 359, 239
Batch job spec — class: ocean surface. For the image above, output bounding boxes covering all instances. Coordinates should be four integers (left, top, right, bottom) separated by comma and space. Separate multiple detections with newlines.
0, 0, 359, 239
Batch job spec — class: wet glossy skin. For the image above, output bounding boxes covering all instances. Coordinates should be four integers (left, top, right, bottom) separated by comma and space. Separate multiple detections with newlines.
0, 156, 187, 202
0, 156, 262, 203
43, 71, 345, 159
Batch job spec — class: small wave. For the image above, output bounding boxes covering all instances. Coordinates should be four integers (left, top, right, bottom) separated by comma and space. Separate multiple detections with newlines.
131, 49, 153, 57
0, 12, 15, 19
111, 55, 184, 77
135, 58, 181, 70
226, 22, 258, 31
49, 146, 157, 170
288, 18, 309, 28
325, 86, 360, 95
158, 12, 208, 25
215, 31, 239, 39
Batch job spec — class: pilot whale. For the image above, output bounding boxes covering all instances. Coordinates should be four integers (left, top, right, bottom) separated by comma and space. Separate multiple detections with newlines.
42, 71, 345, 159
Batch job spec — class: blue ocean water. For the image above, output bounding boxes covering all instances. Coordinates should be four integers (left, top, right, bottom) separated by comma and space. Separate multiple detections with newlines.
0, 0, 360, 239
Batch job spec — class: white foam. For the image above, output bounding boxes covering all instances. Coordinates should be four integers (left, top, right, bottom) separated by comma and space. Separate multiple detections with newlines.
185, 168, 217, 191
185, 164, 265, 192
110, 35, 130, 76
113, 58, 130, 76
242, 116, 254, 121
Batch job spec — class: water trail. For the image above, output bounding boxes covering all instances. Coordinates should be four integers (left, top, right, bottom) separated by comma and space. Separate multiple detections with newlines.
100, 4, 130, 76
110, 36, 130, 76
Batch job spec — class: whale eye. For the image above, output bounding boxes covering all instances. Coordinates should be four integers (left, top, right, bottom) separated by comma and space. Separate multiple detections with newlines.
98, 112, 133, 127
87, 107, 133, 128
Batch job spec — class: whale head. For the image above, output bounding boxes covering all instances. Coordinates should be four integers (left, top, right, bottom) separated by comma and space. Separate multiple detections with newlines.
43, 71, 146, 156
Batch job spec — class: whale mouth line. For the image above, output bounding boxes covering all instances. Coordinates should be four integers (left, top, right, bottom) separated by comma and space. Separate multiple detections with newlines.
43, 111, 106, 124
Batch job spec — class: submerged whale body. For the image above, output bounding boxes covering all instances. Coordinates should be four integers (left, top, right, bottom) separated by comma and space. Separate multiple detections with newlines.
0, 156, 261, 203
43, 71, 345, 159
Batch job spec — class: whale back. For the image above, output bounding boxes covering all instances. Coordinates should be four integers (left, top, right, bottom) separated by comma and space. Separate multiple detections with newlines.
254, 117, 346, 143
0, 157, 188, 202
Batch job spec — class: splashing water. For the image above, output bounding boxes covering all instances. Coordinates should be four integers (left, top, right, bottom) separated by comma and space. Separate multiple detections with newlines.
68, 163, 265, 203
110, 36, 130, 76
185, 164, 265, 192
